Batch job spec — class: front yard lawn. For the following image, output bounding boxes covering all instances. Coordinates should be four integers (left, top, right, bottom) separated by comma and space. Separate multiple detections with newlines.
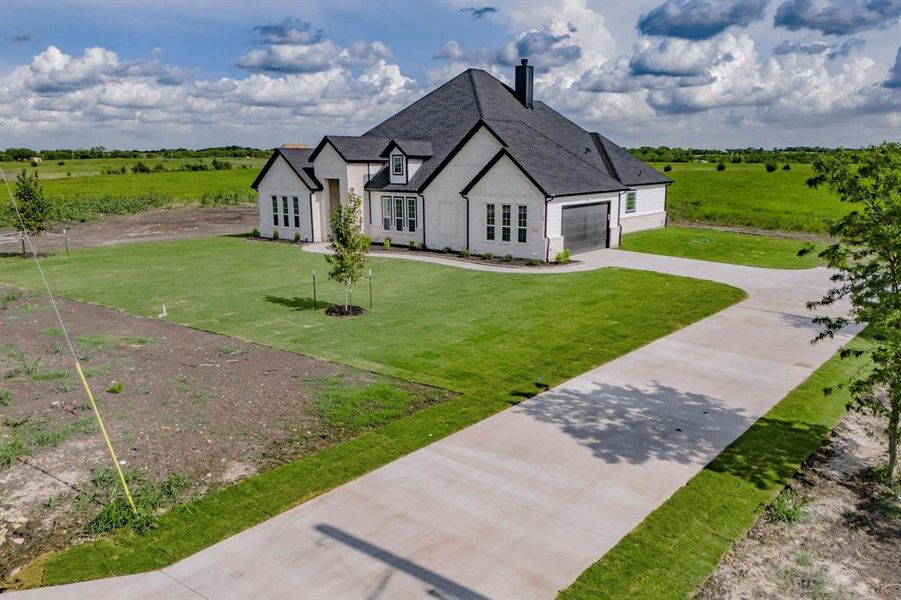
0, 236, 744, 586
622, 227, 826, 269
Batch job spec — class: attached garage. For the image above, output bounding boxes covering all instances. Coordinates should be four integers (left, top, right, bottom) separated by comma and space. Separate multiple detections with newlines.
561, 202, 610, 253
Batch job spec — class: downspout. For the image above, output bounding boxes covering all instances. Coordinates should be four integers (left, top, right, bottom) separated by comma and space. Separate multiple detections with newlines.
462, 194, 470, 251
419, 194, 426, 248
544, 197, 551, 262
308, 192, 315, 242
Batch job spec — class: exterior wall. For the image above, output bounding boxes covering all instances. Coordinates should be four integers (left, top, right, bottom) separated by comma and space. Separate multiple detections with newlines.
369, 194, 424, 247
421, 126, 504, 250
389, 150, 407, 185
621, 183, 667, 234
255, 155, 314, 240
546, 191, 622, 255
465, 155, 546, 260
312, 143, 350, 239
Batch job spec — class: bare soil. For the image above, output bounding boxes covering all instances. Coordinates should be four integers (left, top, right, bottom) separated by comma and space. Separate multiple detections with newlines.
669, 220, 836, 243
697, 410, 900, 599
0, 204, 257, 254
0, 286, 446, 580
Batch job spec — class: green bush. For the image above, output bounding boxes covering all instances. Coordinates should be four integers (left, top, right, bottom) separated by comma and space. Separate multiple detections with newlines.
408, 241, 419, 251
383, 237, 391, 252
293, 232, 301, 243
459, 249, 470, 258
503, 254, 513, 262
663, 164, 672, 172
783, 163, 791, 171
131, 162, 150, 174
765, 163, 778, 173
251, 228, 259, 238
555, 249, 572, 264
527, 258, 541, 266
716, 162, 726, 171
272, 229, 279, 241
442, 246, 453, 253
482, 252, 494, 260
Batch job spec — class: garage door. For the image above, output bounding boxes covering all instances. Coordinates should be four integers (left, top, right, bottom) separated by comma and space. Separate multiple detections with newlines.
561, 202, 609, 253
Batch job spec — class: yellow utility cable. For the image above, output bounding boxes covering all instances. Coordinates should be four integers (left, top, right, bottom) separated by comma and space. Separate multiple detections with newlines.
1, 166, 137, 515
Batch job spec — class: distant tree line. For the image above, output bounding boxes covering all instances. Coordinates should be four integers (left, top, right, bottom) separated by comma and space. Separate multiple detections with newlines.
1, 145, 271, 162
627, 146, 848, 164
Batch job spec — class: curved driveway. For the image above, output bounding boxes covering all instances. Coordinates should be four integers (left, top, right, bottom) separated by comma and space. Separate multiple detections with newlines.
12, 249, 858, 600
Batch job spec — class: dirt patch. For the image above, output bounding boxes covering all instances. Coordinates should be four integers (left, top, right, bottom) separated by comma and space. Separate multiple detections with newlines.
696, 409, 900, 599
669, 220, 836, 243
0, 204, 257, 254
0, 285, 449, 580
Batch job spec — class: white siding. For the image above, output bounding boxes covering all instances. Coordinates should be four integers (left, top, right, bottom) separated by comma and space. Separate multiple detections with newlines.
256, 155, 315, 241
621, 183, 667, 233
371, 194, 424, 246
465, 154, 546, 260
547, 191, 621, 255
421, 126, 504, 250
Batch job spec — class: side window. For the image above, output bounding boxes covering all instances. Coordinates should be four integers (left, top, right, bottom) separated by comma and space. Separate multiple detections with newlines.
382, 196, 392, 230
292, 197, 300, 229
501, 204, 511, 242
407, 197, 417, 232
626, 190, 637, 213
282, 196, 289, 227
517, 205, 527, 243
486, 204, 495, 241
392, 155, 404, 176
394, 197, 404, 231
271, 196, 278, 226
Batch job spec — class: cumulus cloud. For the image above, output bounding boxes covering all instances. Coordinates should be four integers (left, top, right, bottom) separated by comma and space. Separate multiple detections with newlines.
772, 36, 865, 59
460, 6, 498, 19
637, 0, 769, 40
774, 0, 901, 35
252, 18, 325, 45
235, 41, 339, 73
497, 18, 582, 67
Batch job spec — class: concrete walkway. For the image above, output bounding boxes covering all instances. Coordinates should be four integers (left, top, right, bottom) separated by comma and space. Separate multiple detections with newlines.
12, 250, 857, 600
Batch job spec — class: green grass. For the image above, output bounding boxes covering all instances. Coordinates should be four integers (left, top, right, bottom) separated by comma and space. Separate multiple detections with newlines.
0, 235, 744, 586
559, 332, 869, 600
622, 227, 826, 269
654, 162, 850, 233
0, 157, 265, 180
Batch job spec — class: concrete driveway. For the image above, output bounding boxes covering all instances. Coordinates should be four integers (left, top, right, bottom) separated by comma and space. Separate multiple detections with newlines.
11, 250, 858, 600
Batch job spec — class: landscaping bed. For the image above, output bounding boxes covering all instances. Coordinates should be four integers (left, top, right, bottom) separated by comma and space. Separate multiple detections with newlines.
369, 243, 573, 267
0, 286, 449, 583
697, 408, 900, 599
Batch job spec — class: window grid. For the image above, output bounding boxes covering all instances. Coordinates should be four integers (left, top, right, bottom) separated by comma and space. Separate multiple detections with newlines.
407, 197, 417, 232
394, 197, 404, 231
392, 155, 404, 176
382, 196, 392, 230
517, 205, 527, 243
292, 197, 300, 229
501, 204, 511, 242
281, 196, 289, 227
625, 191, 637, 213
271, 196, 278, 227
486, 204, 495, 240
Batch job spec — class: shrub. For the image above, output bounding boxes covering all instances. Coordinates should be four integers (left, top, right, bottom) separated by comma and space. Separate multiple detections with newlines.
131, 161, 150, 174
293, 231, 301, 243
442, 246, 453, 254
383, 237, 391, 251
768, 489, 809, 523
57, 161, 65, 166
251, 227, 259, 238
783, 163, 791, 171
503, 254, 513, 262
272, 228, 279, 240
106, 381, 123, 394
555, 249, 572, 264
765, 163, 777, 173
459, 249, 470, 258
731, 156, 742, 163
716, 162, 726, 171
66, 171, 71, 177
482, 252, 494, 260
526, 258, 541, 266
152, 163, 166, 172
211, 158, 232, 171
408, 241, 419, 251
663, 164, 672, 172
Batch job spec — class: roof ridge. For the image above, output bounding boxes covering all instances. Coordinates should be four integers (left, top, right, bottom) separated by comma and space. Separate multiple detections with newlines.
591, 133, 621, 182
467, 69, 485, 118
492, 118, 610, 175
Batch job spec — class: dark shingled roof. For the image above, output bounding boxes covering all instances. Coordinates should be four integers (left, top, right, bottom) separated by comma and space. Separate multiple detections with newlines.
379, 139, 434, 158
251, 147, 321, 191
360, 68, 668, 195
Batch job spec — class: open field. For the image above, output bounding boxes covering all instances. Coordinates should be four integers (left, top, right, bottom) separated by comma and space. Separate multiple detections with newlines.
653, 162, 850, 233
0, 157, 266, 180
0, 236, 744, 586
0, 285, 448, 579
560, 333, 872, 600
622, 227, 828, 269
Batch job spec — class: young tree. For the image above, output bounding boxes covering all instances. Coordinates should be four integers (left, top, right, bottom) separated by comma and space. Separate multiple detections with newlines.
803, 143, 901, 481
14, 169, 51, 237
325, 189, 369, 312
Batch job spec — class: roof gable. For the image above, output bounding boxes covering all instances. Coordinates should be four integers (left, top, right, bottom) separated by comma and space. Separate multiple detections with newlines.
251, 148, 321, 191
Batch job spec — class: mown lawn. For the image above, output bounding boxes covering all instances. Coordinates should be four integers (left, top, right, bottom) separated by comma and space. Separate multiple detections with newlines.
622, 227, 827, 269
0, 236, 744, 586
653, 162, 850, 233
560, 332, 869, 599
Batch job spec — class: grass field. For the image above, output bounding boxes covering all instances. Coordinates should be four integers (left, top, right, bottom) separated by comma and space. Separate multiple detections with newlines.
0, 157, 265, 180
622, 227, 827, 269
0, 236, 744, 585
653, 162, 849, 233
560, 332, 869, 599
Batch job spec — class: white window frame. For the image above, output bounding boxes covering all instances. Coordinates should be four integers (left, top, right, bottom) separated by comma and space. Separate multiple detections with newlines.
381, 196, 392, 230
486, 203, 495, 241
517, 205, 527, 243
392, 154, 404, 176
292, 197, 300, 229
406, 197, 417, 232
271, 195, 278, 227
394, 196, 404, 232
281, 196, 289, 227
501, 204, 511, 242
625, 190, 637, 213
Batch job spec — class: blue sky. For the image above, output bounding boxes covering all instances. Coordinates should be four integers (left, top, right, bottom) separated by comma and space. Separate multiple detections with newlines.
1, 0, 899, 149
